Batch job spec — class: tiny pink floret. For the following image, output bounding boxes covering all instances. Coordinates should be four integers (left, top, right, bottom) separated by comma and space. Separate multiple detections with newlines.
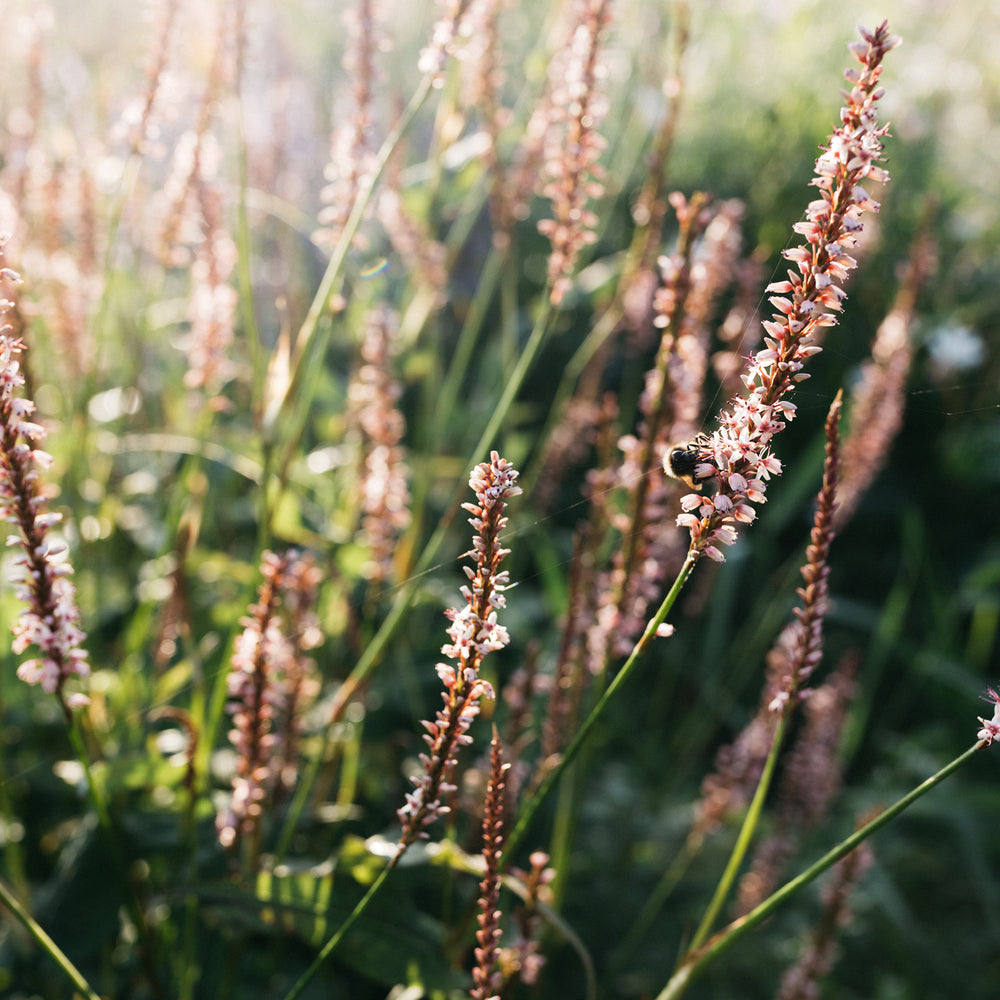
977, 686, 1000, 746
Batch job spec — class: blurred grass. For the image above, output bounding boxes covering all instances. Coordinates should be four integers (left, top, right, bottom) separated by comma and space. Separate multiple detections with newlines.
0, 1, 997, 998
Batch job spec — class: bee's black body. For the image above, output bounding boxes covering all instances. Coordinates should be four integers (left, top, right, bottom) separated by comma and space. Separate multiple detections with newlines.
665, 434, 718, 492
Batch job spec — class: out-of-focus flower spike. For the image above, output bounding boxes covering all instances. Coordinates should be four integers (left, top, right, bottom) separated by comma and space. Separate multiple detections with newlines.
418, 0, 480, 86
0, 250, 89, 718
346, 305, 411, 583
315, 0, 385, 257
835, 224, 933, 530
775, 818, 874, 1000
536, 0, 614, 305
216, 550, 322, 861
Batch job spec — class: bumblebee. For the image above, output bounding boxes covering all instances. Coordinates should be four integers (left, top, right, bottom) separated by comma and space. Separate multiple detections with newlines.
664, 433, 719, 493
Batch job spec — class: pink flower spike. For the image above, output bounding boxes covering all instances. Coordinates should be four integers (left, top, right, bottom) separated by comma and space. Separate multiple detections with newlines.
396, 454, 520, 858
658, 26, 901, 569
216, 550, 323, 857
0, 252, 89, 718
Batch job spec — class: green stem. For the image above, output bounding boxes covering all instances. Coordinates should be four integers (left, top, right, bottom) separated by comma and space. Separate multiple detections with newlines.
280, 860, 393, 1000
89, 151, 143, 412
520, 271, 622, 497
0, 874, 103, 1000
656, 739, 988, 1000
434, 246, 504, 437
502, 552, 699, 867
466, 296, 553, 467
688, 704, 791, 950
234, 92, 264, 394
0, 737, 28, 903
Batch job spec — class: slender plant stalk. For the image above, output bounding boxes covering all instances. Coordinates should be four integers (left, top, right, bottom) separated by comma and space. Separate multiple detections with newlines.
520, 279, 622, 498
278, 860, 387, 1000
503, 551, 699, 867
234, 49, 263, 391
0, 873, 103, 1000
656, 739, 987, 1000
88, 152, 143, 409
0, 743, 28, 901
255, 63, 437, 546
688, 707, 791, 950
434, 245, 505, 439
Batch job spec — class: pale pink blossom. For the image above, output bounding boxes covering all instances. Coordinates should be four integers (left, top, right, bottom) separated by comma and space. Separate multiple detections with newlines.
671, 23, 899, 563
418, 0, 482, 86
217, 550, 322, 855
977, 687, 1000, 746
396, 453, 520, 856
536, 0, 614, 304
346, 305, 411, 582
0, 256, 89, 716
316, 0, 386, 255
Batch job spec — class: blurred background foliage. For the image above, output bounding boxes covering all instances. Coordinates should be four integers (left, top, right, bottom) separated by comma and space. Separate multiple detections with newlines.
0, 0, 997, 998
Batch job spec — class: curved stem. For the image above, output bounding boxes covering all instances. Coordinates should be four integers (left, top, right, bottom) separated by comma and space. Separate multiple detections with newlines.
656, 739, 987, 1000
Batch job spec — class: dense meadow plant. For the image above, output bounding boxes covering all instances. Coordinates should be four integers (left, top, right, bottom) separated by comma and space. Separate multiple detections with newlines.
0, 259, 89, 718
0, 3, 998, 999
